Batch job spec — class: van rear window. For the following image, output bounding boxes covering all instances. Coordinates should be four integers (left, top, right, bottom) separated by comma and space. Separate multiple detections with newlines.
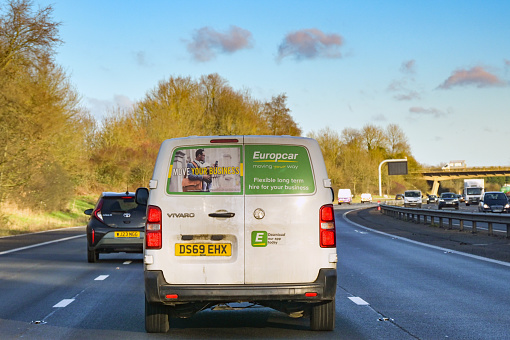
166, 144, 315, 195
245, 145, 314, 195
167, 146, 243, 195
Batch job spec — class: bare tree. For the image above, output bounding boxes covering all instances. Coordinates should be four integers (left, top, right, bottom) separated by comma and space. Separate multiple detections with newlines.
0, 0, 91, 212
0, 0, 62, 71
308, 127, 342, 184
386, 123, 410, 155
361, 124, 387, 151
261, 94, 301, 136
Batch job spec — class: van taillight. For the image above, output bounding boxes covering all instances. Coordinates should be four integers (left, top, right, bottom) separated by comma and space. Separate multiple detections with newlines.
146, 205, 162, 249
319, 204, 336, 248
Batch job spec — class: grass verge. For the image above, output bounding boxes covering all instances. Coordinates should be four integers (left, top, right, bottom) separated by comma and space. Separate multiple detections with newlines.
0, 196, 96, 237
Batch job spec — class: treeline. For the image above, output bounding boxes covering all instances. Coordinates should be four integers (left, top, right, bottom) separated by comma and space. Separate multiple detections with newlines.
91, 73, 423, 196
309, 125, 424, 196
93, 74, 302, 190
0, 1, 423, 219
0, 0, 95, 213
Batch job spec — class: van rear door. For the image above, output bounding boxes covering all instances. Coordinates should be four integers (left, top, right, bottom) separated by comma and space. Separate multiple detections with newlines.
157, 137, 245, 285
243, 137, 329, 284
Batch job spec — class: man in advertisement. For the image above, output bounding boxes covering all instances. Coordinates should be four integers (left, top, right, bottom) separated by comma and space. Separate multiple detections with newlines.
183, 149, 212, 192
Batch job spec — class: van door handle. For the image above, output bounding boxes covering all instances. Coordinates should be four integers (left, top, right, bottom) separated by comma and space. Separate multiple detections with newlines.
208, 212, 235, 218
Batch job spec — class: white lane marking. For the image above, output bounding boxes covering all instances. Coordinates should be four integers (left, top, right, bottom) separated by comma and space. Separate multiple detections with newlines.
348, 297, 370, 306
94, 275, 109, 281
0, 226, 84, 239
123, 261, 132, 265
53, 299, 75, 308
343, 211, 510, 268
0, 235, 85, 256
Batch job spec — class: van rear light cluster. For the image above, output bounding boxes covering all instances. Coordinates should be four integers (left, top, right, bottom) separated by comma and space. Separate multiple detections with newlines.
319, 204, 336, 248
146, 205, 162, 249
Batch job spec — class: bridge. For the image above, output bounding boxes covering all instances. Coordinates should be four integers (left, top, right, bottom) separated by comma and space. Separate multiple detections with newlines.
410, 167, 510, 195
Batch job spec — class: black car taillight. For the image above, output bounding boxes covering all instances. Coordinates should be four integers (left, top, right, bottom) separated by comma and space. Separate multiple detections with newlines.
93, 199, 104, 222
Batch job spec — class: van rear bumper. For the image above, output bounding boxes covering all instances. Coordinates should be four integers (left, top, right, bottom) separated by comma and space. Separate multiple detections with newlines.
145, 268, 336, 304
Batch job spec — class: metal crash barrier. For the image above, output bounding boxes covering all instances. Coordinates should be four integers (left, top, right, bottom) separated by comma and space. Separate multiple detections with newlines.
379, 203, 510, 238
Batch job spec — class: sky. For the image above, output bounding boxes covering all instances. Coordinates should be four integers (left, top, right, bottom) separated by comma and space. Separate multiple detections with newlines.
32, 0, 510, 167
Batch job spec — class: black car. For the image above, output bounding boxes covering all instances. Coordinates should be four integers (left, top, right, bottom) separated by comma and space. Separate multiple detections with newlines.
426, 195, 438, 204
84, 192, 146, 263
438, 192, 459, 210
478, 192, 510, 213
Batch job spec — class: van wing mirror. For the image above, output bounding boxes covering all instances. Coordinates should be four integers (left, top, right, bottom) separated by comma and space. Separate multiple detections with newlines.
135, 187, 149, 205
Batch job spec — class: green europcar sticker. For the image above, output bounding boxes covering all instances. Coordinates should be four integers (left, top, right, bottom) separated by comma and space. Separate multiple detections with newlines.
251, 231, 267, 247
244, 145, 315, 195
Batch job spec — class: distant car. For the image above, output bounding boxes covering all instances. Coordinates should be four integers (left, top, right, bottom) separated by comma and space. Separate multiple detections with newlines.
478, 192, 510, 213
426, 195, 438, 204
84, 191, 146, 263
438, 192, 459, 210
456, 194, 465, 203
395, 194, 404, 200
360, 193, 372, 203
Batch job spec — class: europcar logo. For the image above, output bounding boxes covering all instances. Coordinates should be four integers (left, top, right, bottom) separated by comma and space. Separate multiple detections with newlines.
252, 151, 298, 163
251, 231, 267, 247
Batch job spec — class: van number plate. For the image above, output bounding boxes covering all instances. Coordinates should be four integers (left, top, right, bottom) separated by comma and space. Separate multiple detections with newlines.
114, 231, 140, 238
175, 243, 231, 256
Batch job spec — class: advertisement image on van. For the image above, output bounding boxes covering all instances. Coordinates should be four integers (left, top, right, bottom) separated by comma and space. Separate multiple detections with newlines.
166, 144, 315, 195
167, 146, 242, 194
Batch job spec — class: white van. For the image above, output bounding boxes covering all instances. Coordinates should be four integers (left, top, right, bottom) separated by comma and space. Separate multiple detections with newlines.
337, 188, 352, 204
360, 193, 373, 203
404, 190, 422, 208
137, 136, 338, 332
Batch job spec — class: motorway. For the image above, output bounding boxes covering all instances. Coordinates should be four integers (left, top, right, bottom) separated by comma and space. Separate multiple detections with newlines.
1, 206, 509, 339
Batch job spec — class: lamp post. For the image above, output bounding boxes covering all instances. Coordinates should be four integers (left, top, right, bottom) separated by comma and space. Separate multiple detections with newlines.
379, 158, 407, 197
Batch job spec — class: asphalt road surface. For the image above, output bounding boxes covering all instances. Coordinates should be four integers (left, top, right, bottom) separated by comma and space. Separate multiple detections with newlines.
0, 206, 509, 339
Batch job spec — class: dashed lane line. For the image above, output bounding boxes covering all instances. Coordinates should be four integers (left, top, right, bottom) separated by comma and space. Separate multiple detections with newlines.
94, 275, 109, 281
53, 299, 75, 308
348, 297, 370, 305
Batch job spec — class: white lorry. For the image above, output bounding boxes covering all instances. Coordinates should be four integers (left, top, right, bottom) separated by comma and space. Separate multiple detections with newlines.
442, 160, 466, 170
464, 179, 484, 206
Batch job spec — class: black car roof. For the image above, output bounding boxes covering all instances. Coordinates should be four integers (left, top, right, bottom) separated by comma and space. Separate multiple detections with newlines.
101, 192, 135, 197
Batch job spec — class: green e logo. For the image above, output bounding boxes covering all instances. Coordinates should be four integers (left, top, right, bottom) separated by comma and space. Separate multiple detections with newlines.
251, 231, 267, 247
